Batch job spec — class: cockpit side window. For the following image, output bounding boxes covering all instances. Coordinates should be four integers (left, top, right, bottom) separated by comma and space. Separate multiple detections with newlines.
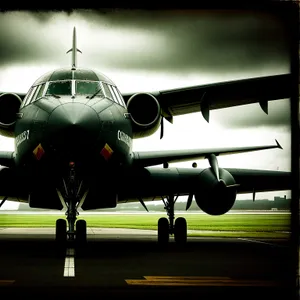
102, 82, 113, 101
30, 85, 42, 104
112, 86, 126, 107
76, 81, 104, 97
22, 86, 37, 108
46, 81, 72, 95
21, 87, 33, 108
35, 83, 46, 100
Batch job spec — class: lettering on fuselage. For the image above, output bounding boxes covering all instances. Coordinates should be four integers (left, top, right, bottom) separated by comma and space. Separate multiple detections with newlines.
117, 130, 132, 148
15, 130, 30, 148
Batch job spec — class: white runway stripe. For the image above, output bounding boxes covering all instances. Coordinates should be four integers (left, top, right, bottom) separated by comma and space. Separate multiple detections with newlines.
63, 248, 75, 277
238, 238, 287, 248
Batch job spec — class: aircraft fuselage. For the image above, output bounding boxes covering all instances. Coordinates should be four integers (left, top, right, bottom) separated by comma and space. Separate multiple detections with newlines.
1, 68, 139, 210
13, 69, 133, 178
15, 96, 132, 178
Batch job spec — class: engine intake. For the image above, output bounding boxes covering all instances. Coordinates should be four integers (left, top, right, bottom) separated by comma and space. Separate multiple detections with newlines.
195, 168, 237, 215
0, 93, 22, 137
127, 93, 161, 138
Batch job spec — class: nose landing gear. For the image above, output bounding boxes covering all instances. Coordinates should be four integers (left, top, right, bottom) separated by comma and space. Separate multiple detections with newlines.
55, 162, 87, 245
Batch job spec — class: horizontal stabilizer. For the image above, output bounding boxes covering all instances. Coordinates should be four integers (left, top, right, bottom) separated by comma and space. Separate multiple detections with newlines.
66, 48, 82, 54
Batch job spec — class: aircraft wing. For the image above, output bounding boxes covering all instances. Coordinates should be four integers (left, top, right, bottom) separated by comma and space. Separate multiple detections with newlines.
122, 74, 291, 122
223, 168, 291, 195
118, 166, 291, 206
132, 139, 282, 168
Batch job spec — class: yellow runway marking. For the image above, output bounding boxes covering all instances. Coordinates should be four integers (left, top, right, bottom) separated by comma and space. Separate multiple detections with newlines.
0, 280, 15, 286
144, 276, 231, 280
125, 276, 285, 287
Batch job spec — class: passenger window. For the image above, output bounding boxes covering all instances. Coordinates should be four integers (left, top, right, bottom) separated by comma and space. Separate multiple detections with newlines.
46, 81, 71, 95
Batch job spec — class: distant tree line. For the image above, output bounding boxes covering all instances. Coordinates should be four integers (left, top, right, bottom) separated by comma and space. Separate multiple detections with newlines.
100, 196, 291, 212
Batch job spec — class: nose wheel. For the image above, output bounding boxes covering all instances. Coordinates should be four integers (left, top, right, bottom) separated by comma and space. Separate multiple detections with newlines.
55, 217, 87, 245
55, 162, 87, 245
157, 194, 187, 244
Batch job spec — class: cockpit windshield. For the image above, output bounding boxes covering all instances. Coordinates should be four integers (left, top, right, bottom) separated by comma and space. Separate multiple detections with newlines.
46, 81, 71, 95
76, 81, 104, 97
42, 79, 108, 102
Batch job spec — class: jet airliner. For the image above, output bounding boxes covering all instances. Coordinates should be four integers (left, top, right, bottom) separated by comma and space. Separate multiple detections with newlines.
0, 27, 292, 244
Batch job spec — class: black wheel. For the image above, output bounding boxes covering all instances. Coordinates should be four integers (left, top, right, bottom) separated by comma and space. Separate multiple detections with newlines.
158, 217, 169, 244
56, 218, 67, 244
76, 219, 87, 245
174, 217, 187, 244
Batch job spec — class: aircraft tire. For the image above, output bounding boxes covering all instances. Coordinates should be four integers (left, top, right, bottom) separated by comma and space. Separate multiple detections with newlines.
174, 217, 187, 244
55, 218, 67, 244
158, 217, 169, 244
76, 219, 87, 245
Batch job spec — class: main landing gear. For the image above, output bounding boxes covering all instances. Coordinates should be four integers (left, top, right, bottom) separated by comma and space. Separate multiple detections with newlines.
158, 194, 187, 244
55, 162, 87, 245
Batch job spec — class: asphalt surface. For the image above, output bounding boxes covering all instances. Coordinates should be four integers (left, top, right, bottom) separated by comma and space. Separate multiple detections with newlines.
0, 228, 297, 298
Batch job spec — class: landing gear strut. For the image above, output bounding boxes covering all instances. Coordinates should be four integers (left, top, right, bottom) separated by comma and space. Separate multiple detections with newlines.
157, 194, 187, 244
55, 162, 87, 245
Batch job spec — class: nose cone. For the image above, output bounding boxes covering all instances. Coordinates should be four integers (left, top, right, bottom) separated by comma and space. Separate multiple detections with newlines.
46, 103, 100, 153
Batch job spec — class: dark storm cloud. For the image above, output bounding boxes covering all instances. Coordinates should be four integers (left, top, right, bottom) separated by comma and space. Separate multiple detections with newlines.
213, 99, 291, 128
0, 11, 66, 64
0, 9, 291, 74
81, 9, 291, 73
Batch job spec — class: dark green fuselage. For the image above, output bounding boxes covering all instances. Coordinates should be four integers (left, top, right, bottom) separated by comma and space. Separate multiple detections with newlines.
12, 68, 134, 210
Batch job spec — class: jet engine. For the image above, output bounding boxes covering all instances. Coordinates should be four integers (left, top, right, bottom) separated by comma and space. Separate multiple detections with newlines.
0, 93, 22, 137
194, 168, 237, 215
127, 93, 161, 138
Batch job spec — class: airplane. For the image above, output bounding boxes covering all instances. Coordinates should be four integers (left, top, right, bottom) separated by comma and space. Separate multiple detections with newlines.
0, 27, 292, 245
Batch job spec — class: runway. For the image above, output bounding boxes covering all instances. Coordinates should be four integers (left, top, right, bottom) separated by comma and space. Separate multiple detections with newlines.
0, 228, 296, 298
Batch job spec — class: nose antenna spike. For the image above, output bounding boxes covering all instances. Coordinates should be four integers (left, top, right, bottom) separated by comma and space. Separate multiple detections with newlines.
66, 27, 82, 70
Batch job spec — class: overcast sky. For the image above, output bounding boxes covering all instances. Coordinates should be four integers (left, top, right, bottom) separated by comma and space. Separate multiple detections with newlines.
0, 8, 293, 205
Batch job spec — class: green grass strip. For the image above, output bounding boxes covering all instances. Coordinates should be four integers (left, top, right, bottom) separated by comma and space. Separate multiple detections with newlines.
0, 213, 291, 239
0, 213, 290, 230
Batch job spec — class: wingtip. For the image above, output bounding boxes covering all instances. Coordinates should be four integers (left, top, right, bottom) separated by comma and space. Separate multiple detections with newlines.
275, 139, 283, 149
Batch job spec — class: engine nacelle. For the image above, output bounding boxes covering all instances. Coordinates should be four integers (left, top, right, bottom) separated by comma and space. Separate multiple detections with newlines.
0, 93, 22, 137
195, 168, 237, 215
127, 93, 161, 138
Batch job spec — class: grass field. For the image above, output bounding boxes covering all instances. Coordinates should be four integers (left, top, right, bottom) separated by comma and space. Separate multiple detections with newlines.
0, 212, 291, 239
